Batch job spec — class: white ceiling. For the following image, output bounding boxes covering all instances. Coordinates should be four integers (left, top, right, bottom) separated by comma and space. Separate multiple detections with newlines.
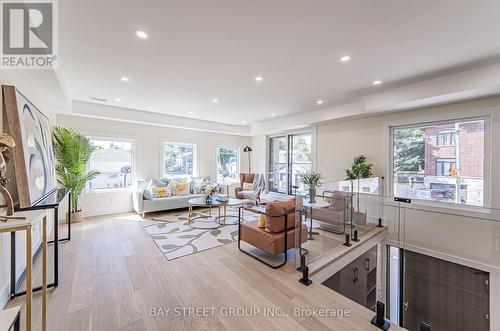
58, 0, 500, 126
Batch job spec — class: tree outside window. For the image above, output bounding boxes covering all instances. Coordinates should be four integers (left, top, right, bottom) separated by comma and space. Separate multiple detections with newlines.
163, 142, 195, 177
216, 146, 239, 183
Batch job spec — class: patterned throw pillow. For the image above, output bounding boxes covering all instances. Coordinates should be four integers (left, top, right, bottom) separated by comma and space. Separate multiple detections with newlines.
175, 182, 191, 196
243, 182, 254, 190
143, 178, 168, 200
153, 186, 171, 198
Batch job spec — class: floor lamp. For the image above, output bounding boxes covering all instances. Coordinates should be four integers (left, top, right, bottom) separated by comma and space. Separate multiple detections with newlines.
243, 146, 252, 173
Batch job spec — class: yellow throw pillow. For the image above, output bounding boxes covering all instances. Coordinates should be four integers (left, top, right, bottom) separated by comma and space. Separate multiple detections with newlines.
243, 182, 254, 190
175, 182, 190, 196
153, 186, 170, 198
258, 214, 266, 228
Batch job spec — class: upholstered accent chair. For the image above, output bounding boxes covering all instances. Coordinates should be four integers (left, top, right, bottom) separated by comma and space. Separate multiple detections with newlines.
238, 197, 307, 268
234, 173, 265, 203
308, 190, 361, 234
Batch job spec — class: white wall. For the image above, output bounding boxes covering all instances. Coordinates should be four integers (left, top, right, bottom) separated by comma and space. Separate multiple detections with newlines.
56, 114, 251, 217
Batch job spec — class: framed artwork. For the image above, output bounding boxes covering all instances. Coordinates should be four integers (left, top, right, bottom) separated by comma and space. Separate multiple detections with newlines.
2, 85, 57, 208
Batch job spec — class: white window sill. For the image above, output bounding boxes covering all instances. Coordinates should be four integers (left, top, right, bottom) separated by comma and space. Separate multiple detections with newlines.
391, 197, 497, 220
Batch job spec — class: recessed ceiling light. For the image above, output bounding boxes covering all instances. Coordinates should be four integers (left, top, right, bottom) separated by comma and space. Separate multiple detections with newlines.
212, 98, 219, 103
373, 80, 382, 86
135, 30, 148, 39
270, 113, 276, 117
316, 100, 324, 105
242, 121, 247, 124
114, 98, 120, 102
120, 76, 129, 82
254, 76, 263, 82
340, 55, 351, 62
189, 111, 194, 114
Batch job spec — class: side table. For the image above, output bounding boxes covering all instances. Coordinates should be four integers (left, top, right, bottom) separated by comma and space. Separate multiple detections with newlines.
302, 199, 329, 240
0, 210, 48, 331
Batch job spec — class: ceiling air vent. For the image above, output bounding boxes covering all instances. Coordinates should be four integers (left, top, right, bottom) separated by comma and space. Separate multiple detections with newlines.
89, 96, 108, 102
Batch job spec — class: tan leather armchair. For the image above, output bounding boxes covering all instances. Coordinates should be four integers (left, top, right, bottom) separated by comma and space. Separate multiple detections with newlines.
238, 198, 307, 268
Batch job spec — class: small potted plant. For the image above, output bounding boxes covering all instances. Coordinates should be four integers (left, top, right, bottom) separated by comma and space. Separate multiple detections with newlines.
300, 171, 323, 203
52, 127, 100, 222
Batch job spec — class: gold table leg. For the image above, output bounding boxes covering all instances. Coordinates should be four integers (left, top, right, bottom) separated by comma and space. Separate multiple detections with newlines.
25, 225, 32, 331
188, 205, 192, 224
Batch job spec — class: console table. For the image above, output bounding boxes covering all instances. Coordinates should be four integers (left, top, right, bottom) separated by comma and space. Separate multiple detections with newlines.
0, 210, 48, 331
11, 188, 71, 298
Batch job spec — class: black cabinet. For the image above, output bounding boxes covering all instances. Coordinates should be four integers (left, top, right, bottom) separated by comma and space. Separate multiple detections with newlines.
322, 245, 377, 310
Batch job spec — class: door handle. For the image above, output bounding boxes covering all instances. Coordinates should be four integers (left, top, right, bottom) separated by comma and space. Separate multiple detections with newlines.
365, 258, 370, 271
403, 302, 409, 311
353, 267, 358, 284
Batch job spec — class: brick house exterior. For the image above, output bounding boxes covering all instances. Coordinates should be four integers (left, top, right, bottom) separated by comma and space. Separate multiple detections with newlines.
424, 121, 484, 178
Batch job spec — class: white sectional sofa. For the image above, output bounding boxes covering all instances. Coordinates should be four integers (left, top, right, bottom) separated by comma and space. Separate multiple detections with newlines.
132, 178, 207, 217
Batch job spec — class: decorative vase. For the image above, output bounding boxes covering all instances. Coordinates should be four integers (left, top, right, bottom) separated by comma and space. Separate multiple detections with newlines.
309, 187, 316, 203
205, 195, 212, 204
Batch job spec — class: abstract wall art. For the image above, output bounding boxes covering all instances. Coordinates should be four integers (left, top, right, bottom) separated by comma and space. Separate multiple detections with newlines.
2, 85, 57, 208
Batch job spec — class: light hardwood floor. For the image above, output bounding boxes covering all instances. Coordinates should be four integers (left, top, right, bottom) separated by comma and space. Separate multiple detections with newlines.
7, 212, 402, 331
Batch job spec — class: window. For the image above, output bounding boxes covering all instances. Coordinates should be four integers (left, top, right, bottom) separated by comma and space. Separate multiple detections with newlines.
88, 139, 134, 190
268, 133, 312, 195
436, 159, 456, 176
162, 142, 195, 177
436, 131, 455, 146
392, 119, 485, 206
216, 146, 240, 183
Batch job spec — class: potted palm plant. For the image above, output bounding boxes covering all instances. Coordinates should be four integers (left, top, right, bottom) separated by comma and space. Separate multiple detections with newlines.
52, 127, 100, 222
300, 171, 323, 203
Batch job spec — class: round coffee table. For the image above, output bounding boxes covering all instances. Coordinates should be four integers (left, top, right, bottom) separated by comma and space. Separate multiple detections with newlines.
215, 198, 243, 225
188, 197, 244, 228
188, 197, 225, 229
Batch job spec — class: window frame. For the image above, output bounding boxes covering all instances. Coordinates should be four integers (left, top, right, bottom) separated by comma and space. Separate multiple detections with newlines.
388, 115, 490, 208
160, 141, 197, 178
436, 158, 456, 177
86, 136, 136, 193
215, 145, 240, 184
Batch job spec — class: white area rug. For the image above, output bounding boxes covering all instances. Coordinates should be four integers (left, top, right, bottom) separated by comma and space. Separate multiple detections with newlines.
143, 208, 258, 260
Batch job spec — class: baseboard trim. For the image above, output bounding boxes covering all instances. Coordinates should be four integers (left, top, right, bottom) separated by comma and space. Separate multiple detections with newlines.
81, 207, 134, 218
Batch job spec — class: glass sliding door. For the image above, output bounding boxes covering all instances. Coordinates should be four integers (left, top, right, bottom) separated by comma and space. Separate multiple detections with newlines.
268, 133, 312, 195
291, 134, 312, 195
269, 136, 289, 194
